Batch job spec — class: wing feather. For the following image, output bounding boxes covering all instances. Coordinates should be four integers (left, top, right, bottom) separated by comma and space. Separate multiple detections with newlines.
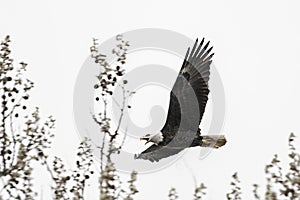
135, 144, 184, 162
137, 38, 214, 162
161, 38, 213, 138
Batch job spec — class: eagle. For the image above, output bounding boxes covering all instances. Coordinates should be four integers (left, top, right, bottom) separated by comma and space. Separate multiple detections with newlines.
135, 38, 226, 162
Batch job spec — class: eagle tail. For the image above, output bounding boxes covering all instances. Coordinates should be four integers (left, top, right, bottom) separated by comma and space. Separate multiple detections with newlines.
200, 135, 226, 148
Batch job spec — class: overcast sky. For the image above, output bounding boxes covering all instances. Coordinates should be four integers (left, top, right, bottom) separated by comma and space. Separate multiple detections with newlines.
1, 1, 300, 199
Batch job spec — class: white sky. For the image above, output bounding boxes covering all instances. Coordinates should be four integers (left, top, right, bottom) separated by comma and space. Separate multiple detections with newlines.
1, 0, 300, 199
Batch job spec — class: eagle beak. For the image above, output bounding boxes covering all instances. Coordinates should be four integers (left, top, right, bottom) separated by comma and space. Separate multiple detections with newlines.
140, 135, 150, 144
140, 136, 148, 141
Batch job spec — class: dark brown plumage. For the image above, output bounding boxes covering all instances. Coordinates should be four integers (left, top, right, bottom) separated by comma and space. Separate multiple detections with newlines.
136, 38, 226, 162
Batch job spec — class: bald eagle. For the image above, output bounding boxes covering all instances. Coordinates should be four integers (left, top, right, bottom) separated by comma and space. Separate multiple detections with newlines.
135, 38, 226, 162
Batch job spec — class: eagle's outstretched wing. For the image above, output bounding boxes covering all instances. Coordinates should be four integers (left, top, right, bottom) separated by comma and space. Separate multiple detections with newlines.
136, 38, 214, 162
135, 144, 184, 162
161, 38, 213, 139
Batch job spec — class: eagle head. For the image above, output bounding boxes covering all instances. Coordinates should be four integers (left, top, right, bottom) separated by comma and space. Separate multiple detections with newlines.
140, 132, 164, 145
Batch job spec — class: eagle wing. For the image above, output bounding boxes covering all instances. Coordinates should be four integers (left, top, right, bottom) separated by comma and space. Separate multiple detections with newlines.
135, 144, 184, 162
161, 38, 213, 139
136, 38, 214, 162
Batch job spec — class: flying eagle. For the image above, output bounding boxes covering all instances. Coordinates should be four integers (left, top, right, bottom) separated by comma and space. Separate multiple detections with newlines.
135, 38, 226, 162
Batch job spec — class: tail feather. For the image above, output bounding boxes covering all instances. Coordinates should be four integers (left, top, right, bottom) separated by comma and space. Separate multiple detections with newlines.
201, 135, 227, 148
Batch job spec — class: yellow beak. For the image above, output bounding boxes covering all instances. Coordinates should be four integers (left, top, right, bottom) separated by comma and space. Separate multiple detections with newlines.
140, 136, 149, 141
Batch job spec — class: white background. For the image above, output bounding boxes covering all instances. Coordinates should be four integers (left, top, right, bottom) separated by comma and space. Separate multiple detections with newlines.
1, 0, 300, 199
